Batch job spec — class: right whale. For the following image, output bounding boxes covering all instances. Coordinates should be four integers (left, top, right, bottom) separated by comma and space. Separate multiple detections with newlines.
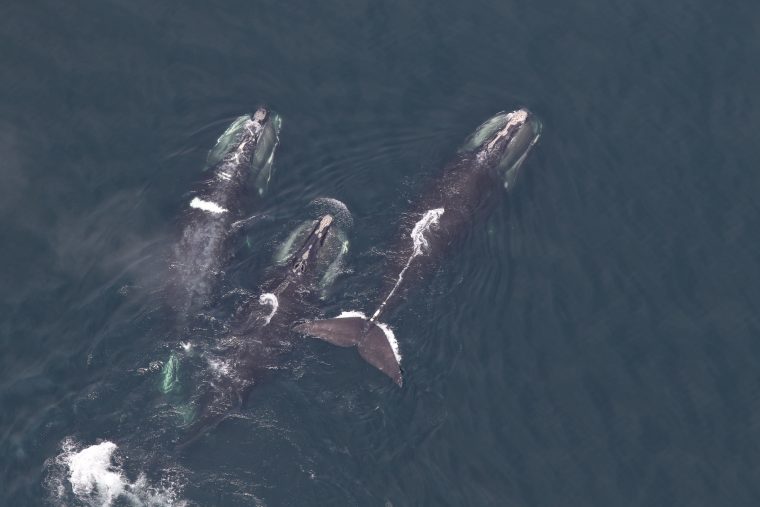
296, 108, 542, 386
169, 108, 282, 321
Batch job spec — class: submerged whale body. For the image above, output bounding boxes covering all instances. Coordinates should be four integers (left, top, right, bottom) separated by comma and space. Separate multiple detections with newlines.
169, 108, 282, 320
296, 108, 542, 386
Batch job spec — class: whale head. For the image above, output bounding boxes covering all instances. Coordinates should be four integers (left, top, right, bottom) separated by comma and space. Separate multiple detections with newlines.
459, 108, 542, 191
205, 108, 283, 194
250, 109, 282, 195
290, 214, 335, 275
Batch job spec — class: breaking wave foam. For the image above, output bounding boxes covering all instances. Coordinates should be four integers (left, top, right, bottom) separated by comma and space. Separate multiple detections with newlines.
45, 437, 185, 506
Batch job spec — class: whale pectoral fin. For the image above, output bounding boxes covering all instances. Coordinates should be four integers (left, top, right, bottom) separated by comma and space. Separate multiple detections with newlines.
357, 325, 403, 387
295, 317, 363, 347
229, 213, 273, 260
175, 412, 228, 452
230, 213, 269, 234
296, 317, 403, 387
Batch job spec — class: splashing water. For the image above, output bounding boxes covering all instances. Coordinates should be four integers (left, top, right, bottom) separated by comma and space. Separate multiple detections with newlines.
45, 438, 186, 507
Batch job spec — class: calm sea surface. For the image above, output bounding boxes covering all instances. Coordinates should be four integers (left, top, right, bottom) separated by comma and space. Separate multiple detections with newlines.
2, 1, 759, 505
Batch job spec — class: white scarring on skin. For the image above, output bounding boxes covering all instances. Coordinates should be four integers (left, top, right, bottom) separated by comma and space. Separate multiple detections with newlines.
190, 197, 228, 214
371, 208, 445, 322
337, 311, 402, 364
259, 293, 278, 325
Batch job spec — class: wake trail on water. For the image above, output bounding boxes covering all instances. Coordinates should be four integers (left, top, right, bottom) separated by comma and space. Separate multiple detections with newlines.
371, 207, 444, 321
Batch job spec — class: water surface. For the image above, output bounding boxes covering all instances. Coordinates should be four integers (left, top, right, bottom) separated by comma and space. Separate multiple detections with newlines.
1, 0, 759, 505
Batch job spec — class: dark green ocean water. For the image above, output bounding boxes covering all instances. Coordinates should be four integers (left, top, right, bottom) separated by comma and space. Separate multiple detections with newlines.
2, 0, 760, 505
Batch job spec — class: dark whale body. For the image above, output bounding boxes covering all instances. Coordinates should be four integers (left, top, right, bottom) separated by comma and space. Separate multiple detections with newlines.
296, 108, 542, 386
169, 108, 282, 321
175, 211, 349, 448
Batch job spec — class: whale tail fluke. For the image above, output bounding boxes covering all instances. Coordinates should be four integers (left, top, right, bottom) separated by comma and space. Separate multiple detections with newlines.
295, 316, 403, 387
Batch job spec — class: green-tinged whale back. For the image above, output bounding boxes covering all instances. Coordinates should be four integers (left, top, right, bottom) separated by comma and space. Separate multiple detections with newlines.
459, 113, 512, 154
204, 112, 283, 195
251, 113, 282, 195
273, 218, 350, 293
458, 110, 542, 191
206, 115, 251, 169
160, 353, 181, 395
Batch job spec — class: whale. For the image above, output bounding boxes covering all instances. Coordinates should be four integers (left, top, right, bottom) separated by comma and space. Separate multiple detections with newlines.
295, 108, 542, 386
173, 204, 352, 448
169, 108, 282, 320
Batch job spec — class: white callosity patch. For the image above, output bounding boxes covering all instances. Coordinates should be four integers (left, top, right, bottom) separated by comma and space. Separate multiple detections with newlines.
371, 208, 444, 321
189, 197, 227, 214
259, 292, 279, 325
315, 214, 333, 236
479, 109, 529, 165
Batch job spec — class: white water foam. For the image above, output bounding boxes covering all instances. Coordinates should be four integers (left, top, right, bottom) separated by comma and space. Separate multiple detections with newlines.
68, 441, 123, 504
371, 208, 444, 321
337, 310, 368, 319
207, 356, 233, 377
410, 208, 445, 256
337, 311, 402, 364
189, 197, 227, 214
45, 438, 185, 506
259, 292, 279, 324
376, 321, 402, 364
